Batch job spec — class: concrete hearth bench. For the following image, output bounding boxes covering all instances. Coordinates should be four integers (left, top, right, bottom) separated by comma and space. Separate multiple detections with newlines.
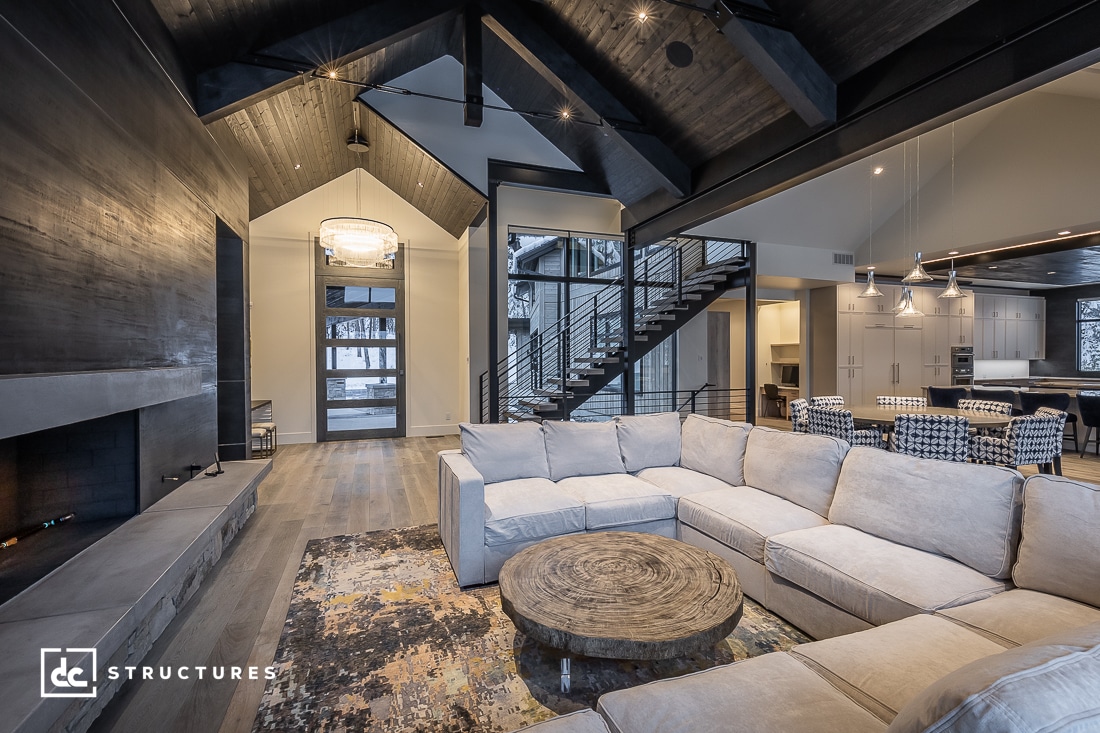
0, 459, 270, 733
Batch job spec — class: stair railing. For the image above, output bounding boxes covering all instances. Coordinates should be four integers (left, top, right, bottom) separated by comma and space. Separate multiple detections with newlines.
489, 236, 748, 421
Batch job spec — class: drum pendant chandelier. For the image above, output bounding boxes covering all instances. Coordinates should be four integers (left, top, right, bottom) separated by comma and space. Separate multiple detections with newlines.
320, 104, 398, 268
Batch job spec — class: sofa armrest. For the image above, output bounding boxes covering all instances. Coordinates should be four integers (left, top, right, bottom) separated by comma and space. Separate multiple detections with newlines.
438, 449, 487, 587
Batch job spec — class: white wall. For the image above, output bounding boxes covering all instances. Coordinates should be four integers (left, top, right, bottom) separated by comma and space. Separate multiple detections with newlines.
677, 311, 708, 391
250, 169, 464, 441
457, 229, 471, 423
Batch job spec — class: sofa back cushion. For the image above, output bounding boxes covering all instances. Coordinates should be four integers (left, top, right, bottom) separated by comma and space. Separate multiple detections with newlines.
460, 422, 550, 484
679, 414, 751, 486
614, 412, 682, 472
543, 420, 626, 480
743, 427, 848, 517
829, 448, 1022, 579
886, 622, 1100, 733
1013, 474, 1100, 608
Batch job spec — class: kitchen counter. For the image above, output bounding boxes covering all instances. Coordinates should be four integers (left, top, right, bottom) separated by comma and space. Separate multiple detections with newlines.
974, 378, 1100, 394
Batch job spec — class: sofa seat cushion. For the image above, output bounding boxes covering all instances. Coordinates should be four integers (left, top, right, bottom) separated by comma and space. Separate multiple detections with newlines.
597, 651, 886, 733
765, 526, 1009, 627
483, 478, 585, 546
743, 427, 849, 517
1013, 474, 1100, 608
615, 412, 682, 471
557, 474, 676, 530
887, 622, 1100, 733
543, 420, 626, 480
791, 615, 1006, 724
936, 589, 1100, 647
678, 486, 829, 563
635, 466, 732, 498
460, 422, 550, 483
509, 710, 611, 733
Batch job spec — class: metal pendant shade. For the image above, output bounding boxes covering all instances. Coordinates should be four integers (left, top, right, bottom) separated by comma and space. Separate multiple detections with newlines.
901, 251, 933, 283
938, 270, 967, 299
319, 217, 398, 267
858, 269, 883, 298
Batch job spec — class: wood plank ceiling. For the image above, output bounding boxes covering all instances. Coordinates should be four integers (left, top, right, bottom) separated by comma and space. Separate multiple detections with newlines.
150, 0, 1063, 238
205, 21, 486, 236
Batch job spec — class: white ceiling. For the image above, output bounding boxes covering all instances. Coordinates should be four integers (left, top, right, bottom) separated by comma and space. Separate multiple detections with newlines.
362, 56, 579, 195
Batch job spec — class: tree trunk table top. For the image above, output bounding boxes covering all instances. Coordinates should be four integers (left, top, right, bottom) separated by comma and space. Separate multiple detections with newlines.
499, 532, 743, 660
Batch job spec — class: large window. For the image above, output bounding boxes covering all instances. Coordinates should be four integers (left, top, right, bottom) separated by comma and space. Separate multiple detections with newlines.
1078, 298, 1100, 371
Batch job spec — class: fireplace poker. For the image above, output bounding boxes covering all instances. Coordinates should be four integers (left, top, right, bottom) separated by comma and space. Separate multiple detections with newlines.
0, 513, 76, 549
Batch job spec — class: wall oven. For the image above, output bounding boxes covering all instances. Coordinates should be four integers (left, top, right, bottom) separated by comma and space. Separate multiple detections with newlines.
951, 346, 974, 386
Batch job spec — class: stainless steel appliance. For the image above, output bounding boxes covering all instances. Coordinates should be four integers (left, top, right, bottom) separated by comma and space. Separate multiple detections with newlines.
951, 346, 974, 386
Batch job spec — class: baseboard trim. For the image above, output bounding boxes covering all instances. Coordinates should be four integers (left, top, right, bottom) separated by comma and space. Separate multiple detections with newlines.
407, 425, 460, 437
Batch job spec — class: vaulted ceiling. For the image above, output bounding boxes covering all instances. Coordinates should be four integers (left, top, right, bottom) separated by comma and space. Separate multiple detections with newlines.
150, 0, 1100, 241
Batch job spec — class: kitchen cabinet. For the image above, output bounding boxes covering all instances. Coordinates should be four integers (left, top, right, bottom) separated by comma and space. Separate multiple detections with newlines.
922, 315, 952, 385
974, 294, 1046, 359
838, 366, 863, 404
864, 322, 923, 400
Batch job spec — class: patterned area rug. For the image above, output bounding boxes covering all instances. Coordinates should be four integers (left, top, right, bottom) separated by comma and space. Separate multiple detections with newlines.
253, 525, 811, 732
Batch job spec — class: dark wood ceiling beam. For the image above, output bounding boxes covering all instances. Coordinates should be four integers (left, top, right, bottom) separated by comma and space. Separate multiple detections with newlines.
463, 5, 484, 128
480, 0, 691, 199
196, 0, 465, 123
924, 231, 1100, 272
626, 0, 1100, 245
709, 0, 836, 127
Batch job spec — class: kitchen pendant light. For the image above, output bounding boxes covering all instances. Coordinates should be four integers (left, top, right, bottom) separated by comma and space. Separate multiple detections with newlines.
894, 286, 924, 318
938, 259, 966, 299
901, 251, 933, 283
858, 157, 883, 299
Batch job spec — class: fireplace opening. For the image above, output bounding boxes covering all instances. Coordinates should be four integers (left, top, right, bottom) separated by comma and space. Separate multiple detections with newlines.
0, 411, 138, 604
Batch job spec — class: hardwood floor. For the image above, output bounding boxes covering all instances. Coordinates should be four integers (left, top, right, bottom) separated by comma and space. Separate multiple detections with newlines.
89, 435, 459, 733
89, 427, 1100, 733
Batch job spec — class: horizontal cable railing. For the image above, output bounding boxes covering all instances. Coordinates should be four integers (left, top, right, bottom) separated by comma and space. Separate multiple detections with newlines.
492, 387, 749, 423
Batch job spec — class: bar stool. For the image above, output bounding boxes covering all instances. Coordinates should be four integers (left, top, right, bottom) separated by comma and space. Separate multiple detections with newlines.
1077, 392, 1100, 458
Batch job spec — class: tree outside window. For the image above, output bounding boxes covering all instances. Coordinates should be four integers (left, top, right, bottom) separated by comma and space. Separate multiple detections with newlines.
1078, 298, 1100, 371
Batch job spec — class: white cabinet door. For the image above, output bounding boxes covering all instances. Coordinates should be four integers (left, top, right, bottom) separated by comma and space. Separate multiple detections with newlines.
863, 327, 896, 400
1004, 319, 1020, 359
977, 295, 1009, 319
921, 316, 950, 366
1018, 319, 1041, 359
948, 293, 973, 317
837, 283, 861, 313
838, 366, 865, 403
922, 364, 951, 387
863, 285, 899, 314
956, 314, 974, 347
978, 319, 1000, 359
894, 327, 924, 395
837, 312, 865, 368
915, 287, 949, 316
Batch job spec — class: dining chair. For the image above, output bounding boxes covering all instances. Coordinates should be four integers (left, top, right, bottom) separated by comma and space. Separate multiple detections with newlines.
789, 398, 810, 433
876, 395, 928, 408
1018, 391, 1078, 453
927, 386, 968, 408
1076, 391, 1100, 457
968, 413, 1064, 474
807, 405, 884, 448
969, 388, 1020, 415
891, 413, 970, 462
1034, 407, 1069, 475
809, 395, 845, 408
763, 383, 787, 418
958, 398, 1013, 416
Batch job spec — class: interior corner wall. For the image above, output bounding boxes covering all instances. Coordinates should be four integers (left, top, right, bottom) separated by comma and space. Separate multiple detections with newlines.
467, 222, 489, 421
0, 2, 248, 495
457, 230, 472, 423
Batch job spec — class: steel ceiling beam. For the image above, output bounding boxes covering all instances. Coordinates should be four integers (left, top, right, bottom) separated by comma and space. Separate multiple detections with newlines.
195, 0, 465, 122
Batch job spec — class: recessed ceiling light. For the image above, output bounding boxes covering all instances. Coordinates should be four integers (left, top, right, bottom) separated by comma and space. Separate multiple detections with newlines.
294, 163, 301, 170
637, 10, 649, 21
327, 70, 338, 79
1047, 271, 1057, 275
872, 166, 884, 175
417, 181, 424, 188
947, 250, 959, 255
1058, 230, 1072, 236
989, 266, 998, 269
559, 109, 572, 120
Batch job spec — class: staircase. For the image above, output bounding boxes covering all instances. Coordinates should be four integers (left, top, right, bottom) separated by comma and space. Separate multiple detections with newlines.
488, 236, 750, 422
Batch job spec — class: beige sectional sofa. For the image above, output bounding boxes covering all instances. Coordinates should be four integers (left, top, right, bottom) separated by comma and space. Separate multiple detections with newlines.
437, 414, 1100, 732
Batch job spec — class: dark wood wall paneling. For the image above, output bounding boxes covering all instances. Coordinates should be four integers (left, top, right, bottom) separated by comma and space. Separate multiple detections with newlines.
0, 1, 249, 496
1029, 284, 1100, 379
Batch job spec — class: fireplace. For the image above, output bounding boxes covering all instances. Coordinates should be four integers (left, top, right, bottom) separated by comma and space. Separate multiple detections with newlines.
0, 367, 206, 605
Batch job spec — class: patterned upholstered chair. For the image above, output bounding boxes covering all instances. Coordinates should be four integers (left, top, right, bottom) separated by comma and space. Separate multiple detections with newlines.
1019, 391, 1078, 452
876, 395, 928, 408
809, 395, 845, 408
958, 398, 1013, 438
788, 398, 810, 433
806, 405, 884, 448
968, 412, 1065, 474
890, 413, 969, 462
1034, 407, 1069, 475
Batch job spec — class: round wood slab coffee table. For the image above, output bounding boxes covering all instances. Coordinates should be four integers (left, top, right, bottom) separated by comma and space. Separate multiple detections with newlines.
499, 531, 743, 692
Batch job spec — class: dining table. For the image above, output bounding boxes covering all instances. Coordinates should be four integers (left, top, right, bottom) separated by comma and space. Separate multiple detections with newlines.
842, 404, 1012, 429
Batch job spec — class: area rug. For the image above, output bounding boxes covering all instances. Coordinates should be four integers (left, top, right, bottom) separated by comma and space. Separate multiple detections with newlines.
252, 525, 811, 732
